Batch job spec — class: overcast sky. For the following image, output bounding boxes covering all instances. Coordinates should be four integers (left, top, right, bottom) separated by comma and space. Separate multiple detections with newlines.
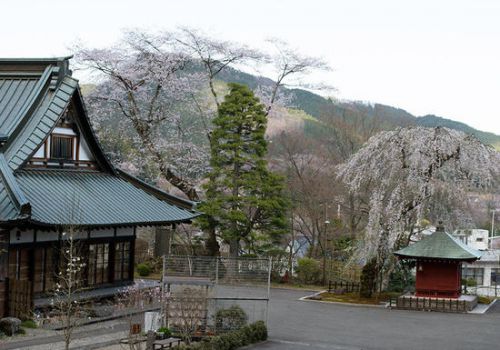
1, 0, 499, 134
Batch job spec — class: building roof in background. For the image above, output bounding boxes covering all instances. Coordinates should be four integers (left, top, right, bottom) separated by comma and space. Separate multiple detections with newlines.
394, 225, 482, 261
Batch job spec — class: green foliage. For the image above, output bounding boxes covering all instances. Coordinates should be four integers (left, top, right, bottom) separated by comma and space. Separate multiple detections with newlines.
465, 278, 477, 287
360, 258, 378, 298
198, 83, 288, 256
178, 321, 267, 350
215, 305, 248, 332
16, 328, 26, 335
387, 262, 415, 293
20, 320, 37, 329
296, 257, 321, 284
136, 263, 151, 277
157, 327, 172, 337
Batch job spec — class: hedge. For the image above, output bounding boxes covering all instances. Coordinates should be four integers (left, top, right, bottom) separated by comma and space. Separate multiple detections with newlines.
178, 321, 267, 350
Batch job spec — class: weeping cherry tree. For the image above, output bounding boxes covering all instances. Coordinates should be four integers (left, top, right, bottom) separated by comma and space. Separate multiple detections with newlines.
338, 127, 500, 288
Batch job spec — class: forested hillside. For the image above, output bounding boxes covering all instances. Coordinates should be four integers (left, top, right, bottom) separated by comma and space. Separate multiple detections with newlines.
213, 67, 500, 151
83, 65, 500, 168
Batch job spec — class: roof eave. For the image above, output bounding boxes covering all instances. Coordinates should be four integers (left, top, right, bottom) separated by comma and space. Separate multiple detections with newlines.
394, 253, 481, 262
116, 168, 196, 210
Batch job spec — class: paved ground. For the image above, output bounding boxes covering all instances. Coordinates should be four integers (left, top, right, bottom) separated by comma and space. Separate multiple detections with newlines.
4, 288, 500, 350
247, 289, 500, 350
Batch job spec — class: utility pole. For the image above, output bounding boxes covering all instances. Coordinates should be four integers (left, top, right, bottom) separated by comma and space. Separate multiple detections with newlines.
492, 209, 497, 241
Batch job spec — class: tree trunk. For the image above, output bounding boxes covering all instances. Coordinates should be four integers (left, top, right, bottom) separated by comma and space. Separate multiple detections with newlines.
204, 223, 220, 256
229, 239, 239, 258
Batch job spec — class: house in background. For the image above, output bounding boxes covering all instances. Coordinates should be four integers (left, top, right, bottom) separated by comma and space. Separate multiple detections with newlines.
453, 229, 500, 296
0, 57, 198, 318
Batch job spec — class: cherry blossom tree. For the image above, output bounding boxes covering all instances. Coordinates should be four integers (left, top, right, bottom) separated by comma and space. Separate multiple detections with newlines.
74, 31, 207, 200
338, 127, 500, 288
74, 28, 332, 256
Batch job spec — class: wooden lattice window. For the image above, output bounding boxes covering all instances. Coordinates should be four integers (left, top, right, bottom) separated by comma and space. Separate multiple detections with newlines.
51, 135, 74, 160
88, 243, 109, 285
114, 241, 131, 282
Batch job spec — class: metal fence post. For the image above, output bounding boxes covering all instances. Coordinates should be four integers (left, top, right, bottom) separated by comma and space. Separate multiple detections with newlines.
265, 257, 272, 326
160, 254, 166, 326
215, 257, 219, 285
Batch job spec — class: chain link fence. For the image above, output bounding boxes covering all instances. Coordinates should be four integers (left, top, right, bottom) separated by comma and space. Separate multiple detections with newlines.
161, 255, 271, 336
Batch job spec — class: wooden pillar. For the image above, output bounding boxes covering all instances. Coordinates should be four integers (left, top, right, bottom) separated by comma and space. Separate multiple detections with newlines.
129, 228, 136, 281
154, 226, 172, 257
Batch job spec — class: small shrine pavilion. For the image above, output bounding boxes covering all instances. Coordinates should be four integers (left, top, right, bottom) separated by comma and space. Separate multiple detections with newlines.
394, 223, 481, 299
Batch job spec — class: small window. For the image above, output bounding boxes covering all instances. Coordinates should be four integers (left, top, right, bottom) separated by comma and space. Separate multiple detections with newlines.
476, 237, 483, 242
51, 135, 74, 160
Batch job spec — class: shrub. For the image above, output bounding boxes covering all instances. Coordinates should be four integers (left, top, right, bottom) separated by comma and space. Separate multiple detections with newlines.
466, 278, 477, 287
296, 257, 321, 284
478, 296, 494, 304
137, 263, 151, 277
20, 320, 37, 329
157, 326, 172, 337
360, 257, 378, 298
178, 321, 267, 350
215, 305, 248, 332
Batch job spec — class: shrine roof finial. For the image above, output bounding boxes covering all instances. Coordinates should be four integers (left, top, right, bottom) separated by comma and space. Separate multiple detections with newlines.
436, 220, 445, 232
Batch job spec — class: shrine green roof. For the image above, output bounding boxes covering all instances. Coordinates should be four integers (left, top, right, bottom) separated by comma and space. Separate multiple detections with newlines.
394, 227, 482, 261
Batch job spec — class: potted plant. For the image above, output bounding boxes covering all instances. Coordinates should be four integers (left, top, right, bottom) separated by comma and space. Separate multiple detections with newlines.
156, 327, 171, 340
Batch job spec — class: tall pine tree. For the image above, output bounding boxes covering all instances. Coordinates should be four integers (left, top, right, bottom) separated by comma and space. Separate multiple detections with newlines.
198, 83, 288, 257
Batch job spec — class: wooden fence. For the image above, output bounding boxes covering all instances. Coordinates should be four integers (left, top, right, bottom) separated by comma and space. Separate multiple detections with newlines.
328, 280, 360, 293
390, 296, 472, 313
0, 280, 7, 318
8, 279, 33, 319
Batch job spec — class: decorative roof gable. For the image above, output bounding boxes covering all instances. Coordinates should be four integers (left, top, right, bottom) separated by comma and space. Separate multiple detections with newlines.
0, 57, 197, 227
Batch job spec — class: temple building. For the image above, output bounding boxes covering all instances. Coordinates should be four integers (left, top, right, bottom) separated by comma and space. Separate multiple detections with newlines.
0, 57, 198, 318
395, 223, 481, 299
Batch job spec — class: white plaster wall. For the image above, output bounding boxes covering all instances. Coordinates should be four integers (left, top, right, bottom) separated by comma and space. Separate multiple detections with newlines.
33, 143, 46, 158
61, 230, 88, 240
468, 230, 489, 250
90, 228, 114, 238
36, 230, 59, 242
117, 227, 134, 237
483, 266, 492, 286
9, 229, 34, 244
79, 137, 93, 161
53, 127, 77, 136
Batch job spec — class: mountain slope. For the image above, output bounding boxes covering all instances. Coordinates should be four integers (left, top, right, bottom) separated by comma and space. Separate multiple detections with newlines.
213, 67, 500, 150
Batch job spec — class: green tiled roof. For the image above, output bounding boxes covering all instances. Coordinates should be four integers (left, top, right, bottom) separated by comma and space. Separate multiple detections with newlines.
6, 76, 78, 170
14, 169, 197, 226
394, 227, 482, 261
0, 77, 41, 135
0, 57, 198, 227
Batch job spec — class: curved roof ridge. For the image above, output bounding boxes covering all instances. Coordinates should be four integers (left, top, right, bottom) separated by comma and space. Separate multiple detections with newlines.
394, 230, 482, 261
0, 153, 30, 217
2, 65, 55, 138
116, 168, 195, 210
445, 232, 482, 259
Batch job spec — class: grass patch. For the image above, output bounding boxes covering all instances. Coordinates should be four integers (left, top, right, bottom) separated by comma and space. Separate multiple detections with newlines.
20, 320, 37, 329
133, 271, 162, 280
478, 296, 495, 304
314, 291, 400, 305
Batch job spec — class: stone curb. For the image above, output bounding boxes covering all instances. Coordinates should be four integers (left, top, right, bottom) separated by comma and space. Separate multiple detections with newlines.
299, 290, 386, 309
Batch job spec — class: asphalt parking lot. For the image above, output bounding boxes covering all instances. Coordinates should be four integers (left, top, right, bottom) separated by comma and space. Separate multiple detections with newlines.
249, 289, 500, 350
